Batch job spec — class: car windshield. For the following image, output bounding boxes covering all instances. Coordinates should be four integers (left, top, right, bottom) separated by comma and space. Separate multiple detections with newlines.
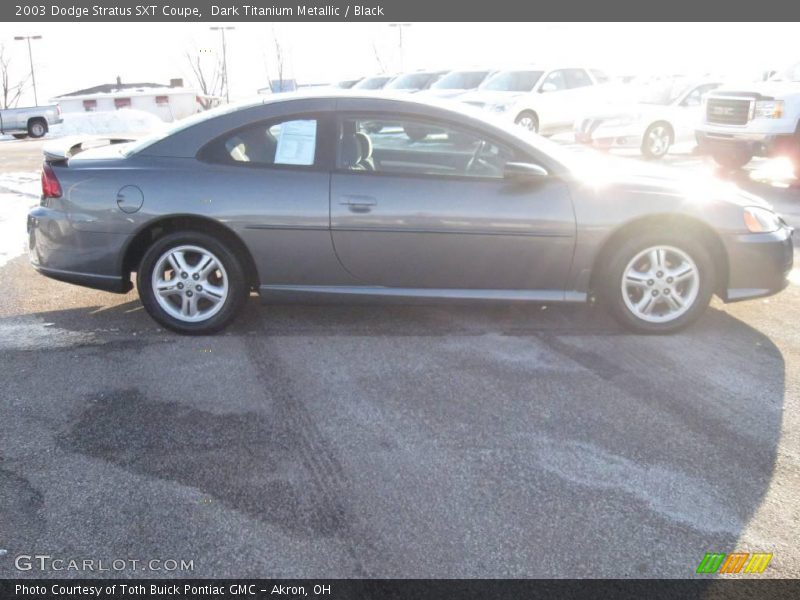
431, 70, 490, 90
353, 76, 392, 90
771, 62, 800, 82
386, 73, 437, 90
636, 79, 690, 105
480, 70, 543, 92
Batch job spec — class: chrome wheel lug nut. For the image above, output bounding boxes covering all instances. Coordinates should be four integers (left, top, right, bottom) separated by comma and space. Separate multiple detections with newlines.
196, 285, 202, 291
181, 272, 188, 279
656, 271, 664, 278
186, 291, 193, 297
666, 277, 674, 283
193, 273, 199, 280
664, 288, 671, 294
177, 282, 184, 290
652, 290, 659, 296
647, 279, 654, 286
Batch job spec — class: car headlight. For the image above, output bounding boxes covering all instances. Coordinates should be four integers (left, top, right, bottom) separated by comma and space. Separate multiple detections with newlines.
743, 206, 781, 233
754, 100, 785, 119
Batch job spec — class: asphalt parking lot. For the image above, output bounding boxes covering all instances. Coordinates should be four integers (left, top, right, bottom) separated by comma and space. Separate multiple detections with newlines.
1, 137, 799, 578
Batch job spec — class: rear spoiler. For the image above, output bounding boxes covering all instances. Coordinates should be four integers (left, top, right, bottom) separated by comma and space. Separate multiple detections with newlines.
43, 135, 136, 164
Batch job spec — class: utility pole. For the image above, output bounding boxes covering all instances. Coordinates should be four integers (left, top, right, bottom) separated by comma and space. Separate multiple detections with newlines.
14, 35, 42, 106
388, 23, 412, 71
210, 26, 235, 103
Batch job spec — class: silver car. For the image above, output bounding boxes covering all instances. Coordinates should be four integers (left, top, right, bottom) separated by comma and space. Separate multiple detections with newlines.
28, 93, 793, 334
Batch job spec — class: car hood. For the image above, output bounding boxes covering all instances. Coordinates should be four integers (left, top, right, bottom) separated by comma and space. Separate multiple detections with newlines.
567, 152, 771, 210
711, 80, 800, 99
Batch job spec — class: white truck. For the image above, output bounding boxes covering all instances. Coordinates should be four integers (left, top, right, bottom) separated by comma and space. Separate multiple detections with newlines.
696, 62, 800, 175
0, 103, 62, 139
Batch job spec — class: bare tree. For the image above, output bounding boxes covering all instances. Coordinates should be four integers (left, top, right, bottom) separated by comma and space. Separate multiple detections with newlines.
185, 45, 222, 110
0, 44, 30, 109
371, 40, 389, 74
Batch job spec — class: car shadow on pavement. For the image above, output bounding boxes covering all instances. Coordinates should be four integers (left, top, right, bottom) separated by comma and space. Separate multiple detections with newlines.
1, 287, 788, 576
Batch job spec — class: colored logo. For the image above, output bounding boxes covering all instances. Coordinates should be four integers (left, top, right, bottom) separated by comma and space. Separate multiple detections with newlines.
696, 552, 773, 574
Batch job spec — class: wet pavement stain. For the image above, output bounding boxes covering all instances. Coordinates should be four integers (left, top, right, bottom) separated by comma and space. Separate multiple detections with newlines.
57, 389, 348, 538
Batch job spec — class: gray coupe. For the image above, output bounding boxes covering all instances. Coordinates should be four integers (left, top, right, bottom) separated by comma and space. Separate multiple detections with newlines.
28, 93, 793, 334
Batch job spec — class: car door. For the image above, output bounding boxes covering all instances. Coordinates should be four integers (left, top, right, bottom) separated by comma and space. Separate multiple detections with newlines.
534, 69, 571, 132
329, 113, 576, 293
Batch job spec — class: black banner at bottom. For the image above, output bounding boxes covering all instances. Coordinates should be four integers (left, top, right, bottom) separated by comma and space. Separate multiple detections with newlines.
1, 579, 799, 600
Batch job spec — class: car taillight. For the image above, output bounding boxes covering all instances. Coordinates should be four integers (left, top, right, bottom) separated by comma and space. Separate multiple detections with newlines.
41, 163, 62, 198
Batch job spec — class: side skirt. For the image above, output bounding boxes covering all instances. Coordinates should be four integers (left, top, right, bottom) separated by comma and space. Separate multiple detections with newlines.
259, 285, 587, 305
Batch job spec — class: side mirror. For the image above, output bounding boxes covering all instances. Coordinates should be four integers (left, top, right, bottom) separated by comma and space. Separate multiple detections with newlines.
504, 162, 549, 180
539, 82, 557, 93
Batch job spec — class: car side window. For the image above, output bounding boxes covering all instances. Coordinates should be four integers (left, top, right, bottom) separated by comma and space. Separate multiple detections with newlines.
337, 116, 519, 179
564, 69, 593, 89
589, 69, 609, 84
202, 118, 318, 167
542, 70, 568, 91
681, 84, 720, 107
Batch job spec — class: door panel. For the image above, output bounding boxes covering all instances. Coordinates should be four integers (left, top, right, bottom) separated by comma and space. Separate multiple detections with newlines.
330, 172, 576, 291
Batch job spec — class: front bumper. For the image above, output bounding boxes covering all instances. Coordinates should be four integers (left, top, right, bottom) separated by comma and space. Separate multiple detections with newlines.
696, 130, 798, 158
720, 225, 794, 302
27, 205, 132, 293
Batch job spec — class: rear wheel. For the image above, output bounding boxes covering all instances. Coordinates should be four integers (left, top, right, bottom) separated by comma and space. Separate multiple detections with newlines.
27, 119, 47, 139
602, 231, 715, 334
137, 232, 247, 335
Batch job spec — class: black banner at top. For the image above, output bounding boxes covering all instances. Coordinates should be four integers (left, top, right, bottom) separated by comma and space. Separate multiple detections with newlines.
3, 0, 800, 22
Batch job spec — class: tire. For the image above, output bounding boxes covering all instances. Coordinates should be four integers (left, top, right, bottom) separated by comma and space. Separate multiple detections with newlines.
641, 122, 673, 159
27, 119, 47, 139
137, 231, 248, 335
601, 230, 715, 334
514, 111, 539, 133
12, 133, 28, 140
710, 146, 752, 170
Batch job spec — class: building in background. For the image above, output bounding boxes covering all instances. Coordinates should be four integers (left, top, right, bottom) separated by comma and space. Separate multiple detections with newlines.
52, 77, 220, 122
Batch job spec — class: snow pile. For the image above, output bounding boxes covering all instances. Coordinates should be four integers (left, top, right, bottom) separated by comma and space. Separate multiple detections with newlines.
51, 109, 165, 136
0, 172, 40, 267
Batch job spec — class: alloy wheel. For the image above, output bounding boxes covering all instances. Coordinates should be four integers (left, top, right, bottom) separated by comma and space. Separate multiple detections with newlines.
621, 245, 699, 323
151, 245, 229, 323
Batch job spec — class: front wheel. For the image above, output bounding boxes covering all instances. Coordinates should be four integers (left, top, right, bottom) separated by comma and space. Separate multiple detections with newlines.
602, 231, 715, 334
514, 111, 539, 133
641, 122, 672, 159
137, 232, 248, 335
710, 146, 752, 170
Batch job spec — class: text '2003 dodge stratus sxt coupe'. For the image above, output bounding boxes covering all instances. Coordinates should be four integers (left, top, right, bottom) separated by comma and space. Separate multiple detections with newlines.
28, 93, 793, 334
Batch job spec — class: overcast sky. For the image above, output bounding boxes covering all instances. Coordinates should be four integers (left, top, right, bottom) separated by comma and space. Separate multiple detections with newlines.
0, 22, 795, 104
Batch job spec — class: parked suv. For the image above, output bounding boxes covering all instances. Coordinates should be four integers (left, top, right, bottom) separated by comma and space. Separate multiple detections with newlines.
696, 62, 800, 175
458, 66, 610, 135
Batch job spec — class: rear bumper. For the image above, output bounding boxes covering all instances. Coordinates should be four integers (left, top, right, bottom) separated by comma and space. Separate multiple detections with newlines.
720, 225, 794, 302
27, 205, 132, 294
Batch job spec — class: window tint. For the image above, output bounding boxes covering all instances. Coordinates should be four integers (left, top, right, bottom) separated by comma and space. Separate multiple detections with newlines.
338, 116, 519, 179
204, 118, 318, 166
542, 70, 568, 91
564, 69, 593, 89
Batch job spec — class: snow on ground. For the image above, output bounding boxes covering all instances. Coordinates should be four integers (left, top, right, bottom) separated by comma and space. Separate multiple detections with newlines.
50, 108, 165, 137
0, 190, 37, 269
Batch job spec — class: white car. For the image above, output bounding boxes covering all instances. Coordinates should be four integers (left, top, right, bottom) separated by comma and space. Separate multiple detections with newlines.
458, 66, 610, 135
575, 77, 722, 159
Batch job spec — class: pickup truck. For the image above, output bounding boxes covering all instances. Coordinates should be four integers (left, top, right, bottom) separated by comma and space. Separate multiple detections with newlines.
696, 62, 800, 175
0, 104, 62, 139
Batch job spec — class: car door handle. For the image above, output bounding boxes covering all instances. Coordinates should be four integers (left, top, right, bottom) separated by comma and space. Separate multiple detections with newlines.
339, 195, 377, 212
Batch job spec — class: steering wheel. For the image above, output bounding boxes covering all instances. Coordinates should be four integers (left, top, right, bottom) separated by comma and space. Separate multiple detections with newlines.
465, 140, 487, 174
